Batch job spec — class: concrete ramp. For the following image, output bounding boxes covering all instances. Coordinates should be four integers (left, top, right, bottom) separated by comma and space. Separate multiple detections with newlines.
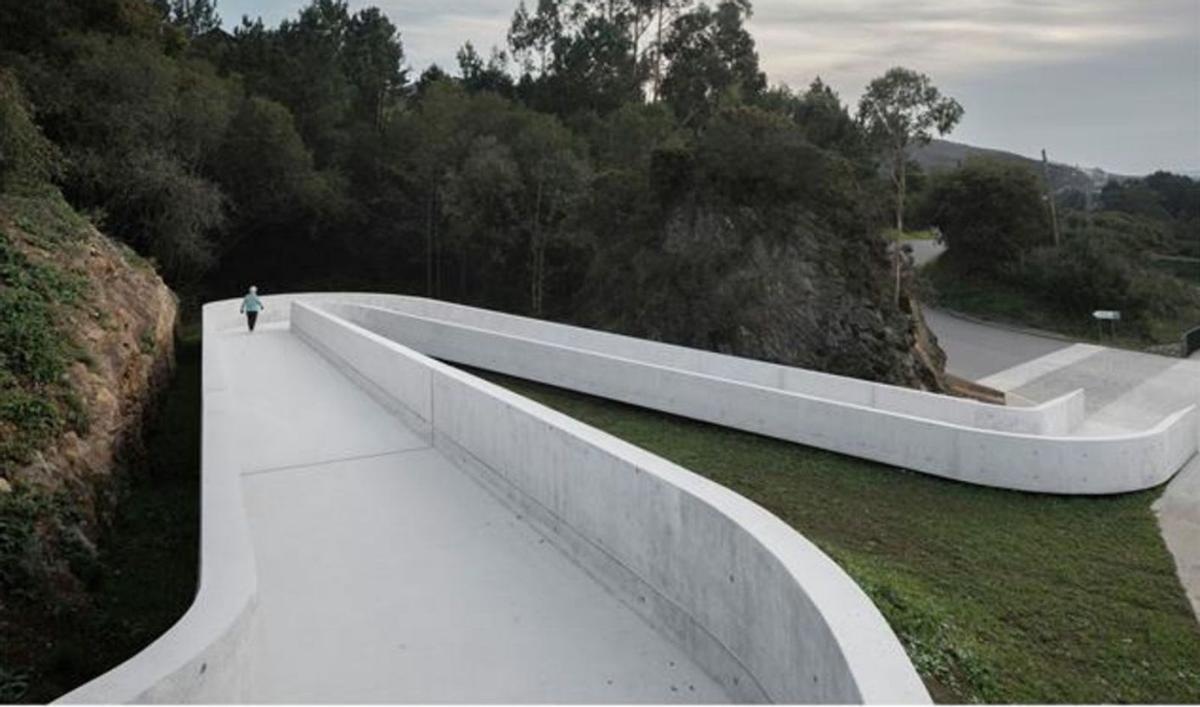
230, 326, 725, 703
57, 298, 927, 704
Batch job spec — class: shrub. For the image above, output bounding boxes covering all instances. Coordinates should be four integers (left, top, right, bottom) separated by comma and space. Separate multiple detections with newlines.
1018, 232, 1200, 335
0, 70, 61, 194
920, 158, 1051, 274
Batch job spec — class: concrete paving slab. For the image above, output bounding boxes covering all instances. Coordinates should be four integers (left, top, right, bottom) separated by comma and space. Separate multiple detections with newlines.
1155, 456, 1200, 619
981, 346, 1200, 436
1009, 348, 1187, 421
223, 325, 727, 703
977, 344, 1104, 393
243, 451, 726, 704
218, 327, 428, 473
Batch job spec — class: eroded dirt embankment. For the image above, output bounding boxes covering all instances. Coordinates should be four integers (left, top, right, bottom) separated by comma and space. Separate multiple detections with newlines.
1, 192, 179, 700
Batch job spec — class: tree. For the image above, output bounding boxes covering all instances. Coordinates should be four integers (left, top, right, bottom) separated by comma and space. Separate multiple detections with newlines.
238, 0, 354, 166
457, 42, 515, 97
414, 64, 451, 98
0, 70, 61, 193
1099, 179, 1169, 220
920, 158, 1049, 274
858, 67, 962, 234
17, 33, 236, 280
169, 0, 221, 38
660, 0, 765, 126
858, 67, 961, 304
757, 79, 874, 173
510, 112, 590, 315
212, 96, 336, 234
441, 135, 522, 301
344, 7, 406, 133
508, 0, 646, 116
645, 0, 692, 101
508, 0, 566, 77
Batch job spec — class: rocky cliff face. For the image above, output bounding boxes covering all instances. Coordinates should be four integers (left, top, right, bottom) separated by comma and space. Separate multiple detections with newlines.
0, 192, 177, 599
606, 200, 948, 391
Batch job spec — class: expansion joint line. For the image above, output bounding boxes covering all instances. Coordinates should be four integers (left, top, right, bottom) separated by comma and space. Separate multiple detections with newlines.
243, 446, 432, 478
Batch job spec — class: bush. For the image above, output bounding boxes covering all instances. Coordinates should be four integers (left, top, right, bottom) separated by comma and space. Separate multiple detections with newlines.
1018, 232, 1200, 336
0, 70, 61, 194
920, 158, 1050, 274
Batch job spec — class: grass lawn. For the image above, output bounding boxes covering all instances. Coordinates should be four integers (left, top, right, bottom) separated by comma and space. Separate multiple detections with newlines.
884, 228, 940, 242
476, 369, 1200, 704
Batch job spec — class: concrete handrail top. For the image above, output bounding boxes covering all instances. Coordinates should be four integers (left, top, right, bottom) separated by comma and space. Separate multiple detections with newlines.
325, 303, 1192, 446
344, 298, 1076, 415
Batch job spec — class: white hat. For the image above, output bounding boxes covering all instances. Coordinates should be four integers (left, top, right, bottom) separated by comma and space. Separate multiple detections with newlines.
249, 285, 258, 293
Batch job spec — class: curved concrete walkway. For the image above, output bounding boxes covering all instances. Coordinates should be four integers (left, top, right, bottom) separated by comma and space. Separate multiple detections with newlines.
219, 322, 727, 703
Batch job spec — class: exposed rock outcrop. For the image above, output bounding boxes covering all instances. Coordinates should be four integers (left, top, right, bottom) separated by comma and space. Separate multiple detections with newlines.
0, 192, 177, 593
609, 200, 949, 391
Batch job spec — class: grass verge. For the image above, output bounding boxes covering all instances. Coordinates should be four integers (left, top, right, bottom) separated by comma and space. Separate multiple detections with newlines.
476, 369, 1200, 704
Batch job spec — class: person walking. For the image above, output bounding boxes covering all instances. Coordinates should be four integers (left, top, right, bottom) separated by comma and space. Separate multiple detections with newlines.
240, 286, 264, 332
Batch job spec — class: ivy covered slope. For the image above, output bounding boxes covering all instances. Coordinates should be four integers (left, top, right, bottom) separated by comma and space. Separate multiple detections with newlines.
1, 69, 177, 696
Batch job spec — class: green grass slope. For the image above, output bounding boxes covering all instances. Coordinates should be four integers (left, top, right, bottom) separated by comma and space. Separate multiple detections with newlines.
478, 370, 1200, 704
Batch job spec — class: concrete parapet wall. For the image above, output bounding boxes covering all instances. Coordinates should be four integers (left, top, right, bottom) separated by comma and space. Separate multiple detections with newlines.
322, 299, 1195, 495
339, 296, 1083, 435
57, 304, 261, 704
291, 301, 930, 704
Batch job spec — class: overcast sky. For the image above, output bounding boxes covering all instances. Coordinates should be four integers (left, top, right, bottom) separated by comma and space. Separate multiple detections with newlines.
217, 0, 1200, 176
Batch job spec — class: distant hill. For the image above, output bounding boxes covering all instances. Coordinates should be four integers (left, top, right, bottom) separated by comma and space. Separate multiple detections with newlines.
909, 139, 1134, 194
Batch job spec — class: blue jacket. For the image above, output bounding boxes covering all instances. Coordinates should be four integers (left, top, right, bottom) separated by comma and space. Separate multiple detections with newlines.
240, 293, 264, 314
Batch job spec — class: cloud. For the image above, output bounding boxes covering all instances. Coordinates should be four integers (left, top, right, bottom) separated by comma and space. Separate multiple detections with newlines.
747, 0, 1197, 92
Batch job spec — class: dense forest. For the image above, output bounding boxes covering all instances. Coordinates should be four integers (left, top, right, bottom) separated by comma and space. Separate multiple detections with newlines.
0, 0, 955, 387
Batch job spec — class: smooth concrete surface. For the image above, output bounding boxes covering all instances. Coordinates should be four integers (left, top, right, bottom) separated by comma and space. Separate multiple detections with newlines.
234, 328, 725, 703
1155, 455, 1200, 619
292, 302, 930, 704
318, 298, 1196, 495
977, 341, 1200, 437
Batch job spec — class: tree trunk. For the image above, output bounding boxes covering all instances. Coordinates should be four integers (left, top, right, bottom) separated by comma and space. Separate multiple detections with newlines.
653, 0, 664, 102
893, 146, 906, 308
531, 177, 544, 316
425, 191, 435, 297
459, 247, 468, 303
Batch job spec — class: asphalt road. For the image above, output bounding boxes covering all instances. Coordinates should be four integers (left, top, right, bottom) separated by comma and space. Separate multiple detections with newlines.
910, 239, 1071, 380
923, 307, 1072, 381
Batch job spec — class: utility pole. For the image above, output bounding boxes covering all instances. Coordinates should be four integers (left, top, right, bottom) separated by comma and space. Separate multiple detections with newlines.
1042, 149, 1061, 247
